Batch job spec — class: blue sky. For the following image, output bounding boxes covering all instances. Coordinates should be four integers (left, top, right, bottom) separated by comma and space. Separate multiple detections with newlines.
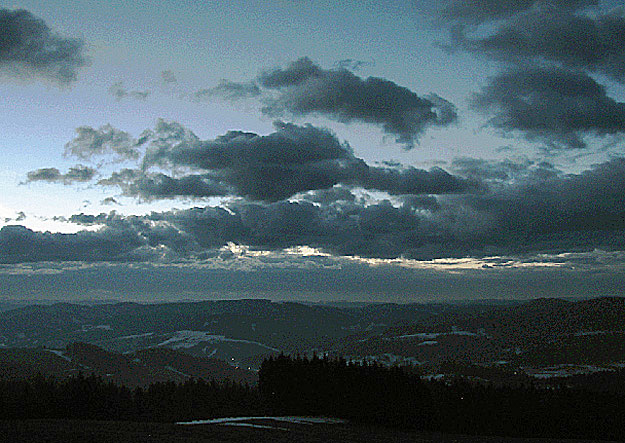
1, 0, 624, 302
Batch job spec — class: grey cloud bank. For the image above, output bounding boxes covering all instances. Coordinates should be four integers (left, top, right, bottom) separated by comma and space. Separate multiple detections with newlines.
2, 252, 623, 302
5, 156, 625, 264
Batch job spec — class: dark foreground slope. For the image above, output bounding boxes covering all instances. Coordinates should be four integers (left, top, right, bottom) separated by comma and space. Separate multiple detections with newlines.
0, 343, 256, 387
0, 420, 617, 443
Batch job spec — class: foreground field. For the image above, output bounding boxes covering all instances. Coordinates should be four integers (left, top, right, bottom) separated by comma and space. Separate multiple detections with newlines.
0, 419, 617, 443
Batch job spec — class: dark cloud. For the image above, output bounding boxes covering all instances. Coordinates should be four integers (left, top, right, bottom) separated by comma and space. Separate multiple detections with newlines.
161, 70, 177, 84
471, 67, 625, 149
454, 9, 625, 83
365, 165, 470, 195
438, 0, 597, 24
171, 157, 625, 258
64, 124, 144, 160
259, 58, 458, 146
5, 156, 625, 264
95, 120, 470, 201
0, 224, 145, 263
24, 165, 96, 184
99, 169, 229, 201
208, 57, 457, 147
64, 157, 625, 260
0, 8, 87, 83
455, 11, 625, 82
442, 157, 625, 257
108, 82, 150, 100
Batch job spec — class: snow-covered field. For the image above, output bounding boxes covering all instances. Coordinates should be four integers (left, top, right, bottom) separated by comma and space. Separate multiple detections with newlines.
177, 416, 346, 431
523, 364, 616, 379
156, 330, 280, 352
394, 330, 480, 340
346, 353, 421, 366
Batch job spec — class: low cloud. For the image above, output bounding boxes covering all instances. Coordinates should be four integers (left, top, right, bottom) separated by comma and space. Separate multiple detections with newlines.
99, 169, 229, 201
0, 224, 146, 263
0, 8, 87, 84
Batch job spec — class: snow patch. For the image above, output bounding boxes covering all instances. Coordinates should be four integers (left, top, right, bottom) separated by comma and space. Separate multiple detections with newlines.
221, 422, 289, 431
574, 330, 625, 336
47, 349, 71, 362
396, 330, 479, 340
117, 332, 154, 340
177, 416, 346, 426
165, 366, 190, 377
156, 330, 280, 352
81, 324, 112, 332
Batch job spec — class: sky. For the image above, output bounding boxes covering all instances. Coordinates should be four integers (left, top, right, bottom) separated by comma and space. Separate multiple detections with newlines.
1, 0, 624, 303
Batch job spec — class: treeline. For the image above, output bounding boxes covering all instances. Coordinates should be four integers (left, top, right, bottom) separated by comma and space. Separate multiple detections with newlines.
1, 356, 625, 440
259, 355, 625, 441
259, 354, 429, 427
0, 373, 263, 422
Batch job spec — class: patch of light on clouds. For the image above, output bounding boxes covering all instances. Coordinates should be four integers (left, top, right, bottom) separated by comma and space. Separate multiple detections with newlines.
2, 247, 623, 278
0, 261, 109, 276
223, 242, 274, 257
20, 215, 100, 234
284, 246, 332, 257
339, 255, 565, 272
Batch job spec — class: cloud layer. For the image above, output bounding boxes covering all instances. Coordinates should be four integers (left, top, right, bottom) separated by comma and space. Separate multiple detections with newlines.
7, 156, 625, 263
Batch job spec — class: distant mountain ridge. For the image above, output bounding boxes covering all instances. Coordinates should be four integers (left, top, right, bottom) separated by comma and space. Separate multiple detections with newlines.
1, 297, 624, 376
339, 297, 625, 366
0, 299, 471, 358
